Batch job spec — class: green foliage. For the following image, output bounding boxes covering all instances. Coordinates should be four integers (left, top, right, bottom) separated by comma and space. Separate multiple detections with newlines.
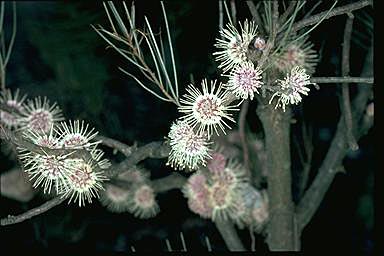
25, 2, 108, 121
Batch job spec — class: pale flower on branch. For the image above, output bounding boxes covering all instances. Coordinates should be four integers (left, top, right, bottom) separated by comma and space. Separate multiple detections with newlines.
178, 79, 239, 139
225, 61, 264, 100
213, 19, 258, 73
269, 66, 315, 111
166, 120, 211, 171
61, 156, 108, 207
19, 96, 64, 134
127, 183, 160, 219
0, 89, 26, 129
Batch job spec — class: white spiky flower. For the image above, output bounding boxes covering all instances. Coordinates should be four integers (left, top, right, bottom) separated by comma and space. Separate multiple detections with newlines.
179, 79, 239, 139
269, 66, 315, 111
19, 96, 64, 134
18, 125, 75, 195
213, 20, 258, 73
273, 38, 318, 75
225, 61, 264, 100
128, 184, 159, 219
0, 89, 26, 129
61, 157, 108, 207
167, 120, 211, 171
56, 120, 100, 149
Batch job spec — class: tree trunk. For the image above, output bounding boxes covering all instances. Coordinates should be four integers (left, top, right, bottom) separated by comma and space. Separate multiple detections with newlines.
257, 103, 297, 251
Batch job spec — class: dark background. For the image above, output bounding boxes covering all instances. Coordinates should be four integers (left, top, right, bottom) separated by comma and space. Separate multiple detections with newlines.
0, 0, 373, 253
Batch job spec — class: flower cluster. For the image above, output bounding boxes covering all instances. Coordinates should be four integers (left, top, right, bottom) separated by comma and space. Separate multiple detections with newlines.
165, 20, 316, 172
18, 120, 110, 207
183, 154, 268, 227
99, 166, 160, 218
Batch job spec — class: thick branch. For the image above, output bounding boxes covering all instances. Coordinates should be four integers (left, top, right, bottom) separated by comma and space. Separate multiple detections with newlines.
257, 104, 296, 251
215, 219, 245, 251
96, 135, 135, 157
311, 77, 373, 84
106, 141, 170, 177
1, 197, 66, 226
291, 0, 372, 33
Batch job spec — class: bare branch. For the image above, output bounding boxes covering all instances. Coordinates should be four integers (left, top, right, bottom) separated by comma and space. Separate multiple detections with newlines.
341, 14, 358, 150
278, 0, 297, 28
246, 1, 265, 35
311, 77, 373, 84
151, 172, 187, 193
96, 135, 135, 157
1, 197, 66, 226
238, 99, 250, 177
291, 0, 372, 33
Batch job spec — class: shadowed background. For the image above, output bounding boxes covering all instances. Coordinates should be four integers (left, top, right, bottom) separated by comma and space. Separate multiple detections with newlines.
0, 0, 373, 253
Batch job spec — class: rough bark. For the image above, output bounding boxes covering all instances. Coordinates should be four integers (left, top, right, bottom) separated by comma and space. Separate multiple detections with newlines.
257, 104, 296, 251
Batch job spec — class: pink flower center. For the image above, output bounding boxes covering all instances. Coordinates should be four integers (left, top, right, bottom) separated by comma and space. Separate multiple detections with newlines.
30, 110, 52, 133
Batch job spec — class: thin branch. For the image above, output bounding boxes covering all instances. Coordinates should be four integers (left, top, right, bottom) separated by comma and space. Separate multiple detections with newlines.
215, 219, 246, 251
151, 172, 187, 193
257, 1, 279, 68
291, 0, 372, 33
230, 0, 237, 24
1, 197, 66, 226
238, 99, 250, 177
246, 1, 265, 35
311, 77, 373, 84
278, 0, 297, 28
341, 13, 358, 150
296, 45, 373, 232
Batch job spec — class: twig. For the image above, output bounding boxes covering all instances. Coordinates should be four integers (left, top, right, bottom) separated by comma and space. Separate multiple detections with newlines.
341, 13, 358, 150
1, 197, 66, 226
257, 1, 279, 68
219, 1, 223, 37
311, 77, 373, 84
230, 0, 237, 24
290, 0, 372, 33
246, 1, 265, 36
278, 0, 297, 28
238, 99, 250, 177
215, 219, 245, 251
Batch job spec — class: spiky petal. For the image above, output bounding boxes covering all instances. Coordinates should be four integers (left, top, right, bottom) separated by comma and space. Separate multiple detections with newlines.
225, 61, 264, 100
0, 89, 26, 129
179, 79, 239, 139
19, 96, 63, 134
269, 66, 315, 111
167, 120, 211, 171
213, 20, 258, 73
